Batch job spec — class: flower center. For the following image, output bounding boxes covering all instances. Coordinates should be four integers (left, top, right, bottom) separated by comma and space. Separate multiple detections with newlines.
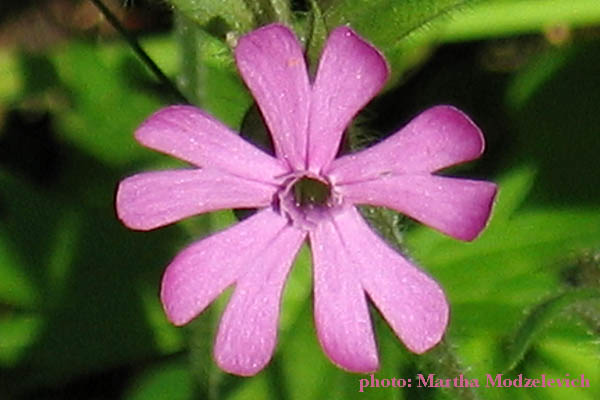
277, 173, 340, 230
292, 176, 331, 208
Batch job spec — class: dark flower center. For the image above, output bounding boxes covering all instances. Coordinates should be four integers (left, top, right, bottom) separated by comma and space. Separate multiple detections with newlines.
292, 176, 331, 208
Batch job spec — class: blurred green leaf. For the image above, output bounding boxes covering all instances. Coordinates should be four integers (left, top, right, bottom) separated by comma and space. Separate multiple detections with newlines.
279, 245, 312, 332
278, 300, 338, 400
124, 359, 194, 400
0, 234, 38, 308
503, 289, 600, 371
0, 315, 41, 367
401, 37, 600, 398
440, 0, 600, 42
169, 0, 255, 33
0, 34, 206, 395
0, 49, 22, 104
52, 41, 164, 166
507, 41, 600, 207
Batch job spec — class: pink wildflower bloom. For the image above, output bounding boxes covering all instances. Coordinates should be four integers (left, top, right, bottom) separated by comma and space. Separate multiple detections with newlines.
116, 24, 497, 376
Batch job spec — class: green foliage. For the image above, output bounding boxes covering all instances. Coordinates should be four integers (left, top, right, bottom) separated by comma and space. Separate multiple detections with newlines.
2, 0, 600, 399
320, 0, 477, 83
123, 359, 194, 400
503, 289, 600, 372
169, 0, 256, 33
440, 0, 600, 42
323, 0, 471, 45
176, 15, 252, 128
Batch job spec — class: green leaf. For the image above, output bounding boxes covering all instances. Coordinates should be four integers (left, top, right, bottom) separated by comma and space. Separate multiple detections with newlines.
279, 245, 313, 332
322, 0, 478, 81
246, 0, 293, 25
0, 315, 42, 367
0, 48, 22, 103
124, 359, 194, 400
507, 41, 600, 207
51, 40, 167, 166
0, 235, 38, 308
169, 0, 256, 33
176, 15, 253, 128
324, 0, 471, 43
404, 165, 600, 383
305, 0, 328, 72
440, 0, 600, 42
532, 338, 600, 399
503, 289, 600, 371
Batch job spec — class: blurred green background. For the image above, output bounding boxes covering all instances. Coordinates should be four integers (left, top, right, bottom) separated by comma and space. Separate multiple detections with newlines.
1, 0, 599, 399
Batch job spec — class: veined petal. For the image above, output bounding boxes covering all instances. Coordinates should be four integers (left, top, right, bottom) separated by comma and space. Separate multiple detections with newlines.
135, 105, 287, 182
327, 106, 485, 183
116, 169, 277, 230
160, 208, 292, 326
214, 224, 305, 376
235, 24, 310, 169
308, 26, 388, 172
332, 207, 449, 354
310, 209, 379, 373
340, 175, 497, 241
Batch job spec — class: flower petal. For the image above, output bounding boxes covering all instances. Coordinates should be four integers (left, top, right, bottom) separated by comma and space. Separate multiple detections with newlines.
308, 26, 388, 172
235, 24, 311, 169
134, 105, 287, 182
333, 207, 449, 354
327, 106, 485, 183
116, 169, 277, 230
339, 175, 497, 241
309, 209, 379, 373
160, 208, 292, 326
214, 223, 305, 376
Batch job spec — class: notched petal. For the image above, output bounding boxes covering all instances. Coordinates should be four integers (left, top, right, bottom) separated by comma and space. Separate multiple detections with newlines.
235, 24, 311, 169
134, 105, 287, 182
160, 208, 290, 326
328, 105, 486, 183
340, 175, 497, 241
308, 26, 389, 171
332, 207, 449, 353
310, 209, 380, 373
214, 224, 305, 376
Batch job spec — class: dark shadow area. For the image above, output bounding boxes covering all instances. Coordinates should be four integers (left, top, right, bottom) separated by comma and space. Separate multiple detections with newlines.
514, 41, 600, 207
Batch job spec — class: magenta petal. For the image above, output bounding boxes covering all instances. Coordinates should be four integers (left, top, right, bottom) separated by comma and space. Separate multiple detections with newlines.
310, 210, 379, 373
116, 169, 277, 230
307, 26, 388, 171
214, 224, 305, 376
135, 105, 287, 181
333, 207, 449, 353
235, 24, 310, 169
327, 106, 485, 183
340, 175, 497, 241
160, 208, 293, 326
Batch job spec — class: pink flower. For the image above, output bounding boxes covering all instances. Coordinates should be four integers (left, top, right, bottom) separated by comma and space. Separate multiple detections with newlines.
116, 24, 496, 376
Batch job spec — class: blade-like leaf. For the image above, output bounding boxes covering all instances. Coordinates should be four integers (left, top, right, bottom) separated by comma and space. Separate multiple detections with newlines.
503, 289, 600, 371
324, 0, 472, 45
322, 0, 478, 81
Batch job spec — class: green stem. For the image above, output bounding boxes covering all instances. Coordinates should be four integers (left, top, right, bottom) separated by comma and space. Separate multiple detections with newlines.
417, 340, 481, 400
89, 0, 189, 103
